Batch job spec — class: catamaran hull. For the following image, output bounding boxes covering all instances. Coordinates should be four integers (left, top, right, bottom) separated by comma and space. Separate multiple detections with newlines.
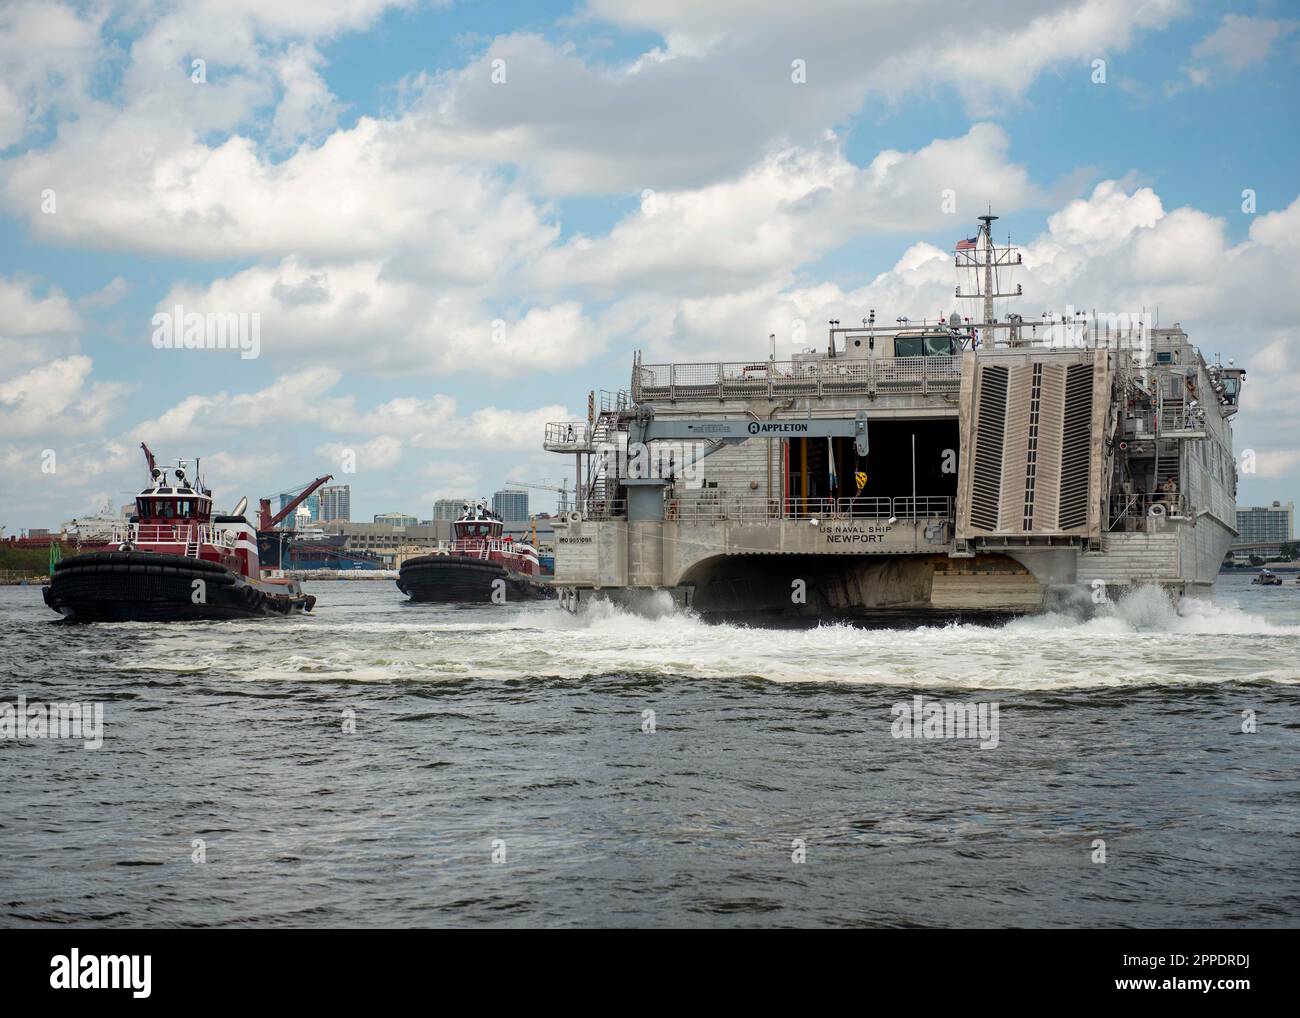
43, 550, 315, 622
397, 555, 552, 603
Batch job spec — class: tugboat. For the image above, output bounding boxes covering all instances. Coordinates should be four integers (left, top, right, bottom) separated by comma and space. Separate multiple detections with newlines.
398, 500, 550, 603
43, 444, 316, 621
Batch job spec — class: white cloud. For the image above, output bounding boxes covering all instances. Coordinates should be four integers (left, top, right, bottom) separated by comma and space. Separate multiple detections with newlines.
419, 0, 1182, 193
269, 44, 344, 148
1192, 13, 1299, 72
3, 115, 560, 269
129, 124, 1033, 374
1, 0, 1183, 257
530, 125, 1039, 297
1170, 13, 1299, 92
77, 277, 129, 310
0, 275, 84, 371
0, 275, 81, 338
128, 365, 571, 455
154, 260, 595, 375
316, 435, 404, 472
0, 1, 104, 149
0, 355, 127, 437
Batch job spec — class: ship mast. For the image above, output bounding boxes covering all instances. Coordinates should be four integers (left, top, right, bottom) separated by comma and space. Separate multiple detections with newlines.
980, 214, 996, 326
955, 210, 1023, 337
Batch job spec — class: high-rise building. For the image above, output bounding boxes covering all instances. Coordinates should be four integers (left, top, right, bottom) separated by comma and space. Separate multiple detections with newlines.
278, 492, 319, 527
1234, 501, 1294, 555
374, 512, 418, 528
492, 489, 529, 521
318, 484, 351, 522
433, 498, 472, 521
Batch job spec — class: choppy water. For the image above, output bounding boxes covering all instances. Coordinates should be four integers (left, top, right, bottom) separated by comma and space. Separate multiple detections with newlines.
1, 574, 1297, 927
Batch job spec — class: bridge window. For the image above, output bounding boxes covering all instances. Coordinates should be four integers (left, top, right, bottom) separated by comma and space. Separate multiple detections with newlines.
894, 334, 957, 357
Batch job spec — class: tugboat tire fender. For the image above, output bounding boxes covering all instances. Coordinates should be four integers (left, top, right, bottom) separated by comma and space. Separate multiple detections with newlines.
54, 560, 235, 586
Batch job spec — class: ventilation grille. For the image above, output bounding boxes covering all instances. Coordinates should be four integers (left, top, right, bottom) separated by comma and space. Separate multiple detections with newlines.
1022, 362, 1043, 530
970, 365, 1008, 531
1059, 362, 1093, 529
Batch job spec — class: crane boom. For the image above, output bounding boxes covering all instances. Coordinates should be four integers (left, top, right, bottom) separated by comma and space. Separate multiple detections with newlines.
506, 478, 571, 511
258, 475, 333, 531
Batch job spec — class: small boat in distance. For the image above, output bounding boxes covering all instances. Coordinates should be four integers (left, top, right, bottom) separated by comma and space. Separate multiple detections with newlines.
1253, 569, 1283, 586
398, 499, 550, 603
43, 444, 316, 621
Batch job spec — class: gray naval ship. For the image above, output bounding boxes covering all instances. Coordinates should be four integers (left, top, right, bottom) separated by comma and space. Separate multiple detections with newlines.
543, 214, 1246, 619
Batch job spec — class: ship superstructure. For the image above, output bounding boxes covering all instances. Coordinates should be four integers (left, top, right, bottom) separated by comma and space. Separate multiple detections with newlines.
542, 215, 1245, 617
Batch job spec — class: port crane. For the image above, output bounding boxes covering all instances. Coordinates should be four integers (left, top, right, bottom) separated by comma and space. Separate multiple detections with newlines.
505, 478, 572, 513
258, 475, 333, 531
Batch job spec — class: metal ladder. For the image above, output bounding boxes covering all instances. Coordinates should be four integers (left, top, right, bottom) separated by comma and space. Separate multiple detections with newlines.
582, 406, 625, 506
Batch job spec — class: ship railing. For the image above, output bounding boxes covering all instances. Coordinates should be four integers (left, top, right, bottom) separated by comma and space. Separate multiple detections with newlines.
631, 356, 962, 402
879, 496, 955, 520
444, 538, 525, 559
1157, 403, 1207, 434
115, 522, 224, 546
1106, 493, 1187, 531
669, 497, 782, 522
598, 389, 631, 414
544, 421, 593, 450
782, 497, 838, 519
663, 495, 955, 523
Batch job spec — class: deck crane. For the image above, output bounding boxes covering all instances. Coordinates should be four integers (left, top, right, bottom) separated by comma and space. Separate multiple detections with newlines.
258, 475, 334, 531
505, 478, 571, 513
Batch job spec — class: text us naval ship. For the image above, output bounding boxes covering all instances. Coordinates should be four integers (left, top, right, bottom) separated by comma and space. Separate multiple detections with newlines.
542, 215, 1245, 619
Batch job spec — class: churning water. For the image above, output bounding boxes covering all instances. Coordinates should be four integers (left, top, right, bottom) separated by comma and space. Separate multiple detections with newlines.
1, 573, 1297, 927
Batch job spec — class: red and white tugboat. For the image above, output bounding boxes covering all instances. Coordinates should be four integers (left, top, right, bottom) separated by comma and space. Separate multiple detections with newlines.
398, 500, 551, 602
44, 444, 316, 622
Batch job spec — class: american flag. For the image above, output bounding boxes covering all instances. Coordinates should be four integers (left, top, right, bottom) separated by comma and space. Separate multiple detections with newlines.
956, 236, 978, 251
